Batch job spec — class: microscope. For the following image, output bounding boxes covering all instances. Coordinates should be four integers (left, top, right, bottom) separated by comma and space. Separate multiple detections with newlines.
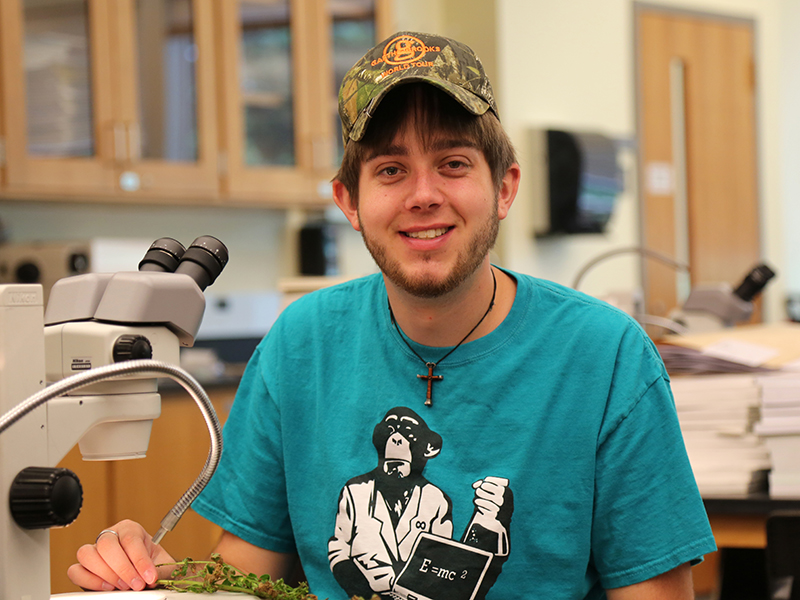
669, 263, 777, 332
0, 236, 228, 600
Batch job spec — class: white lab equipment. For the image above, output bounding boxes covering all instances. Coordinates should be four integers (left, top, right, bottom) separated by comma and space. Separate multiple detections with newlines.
0, 236, 228, 600
572, 246, 776, 334
670, 263, 776, 332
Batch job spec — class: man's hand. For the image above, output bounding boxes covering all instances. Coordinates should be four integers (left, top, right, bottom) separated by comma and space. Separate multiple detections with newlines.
68, 522, 299, 593
68, 519, 174, 591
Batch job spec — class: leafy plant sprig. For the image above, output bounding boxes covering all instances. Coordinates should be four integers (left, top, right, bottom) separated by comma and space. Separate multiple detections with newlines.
155, 554, 379, 600
156, 554, 316, 599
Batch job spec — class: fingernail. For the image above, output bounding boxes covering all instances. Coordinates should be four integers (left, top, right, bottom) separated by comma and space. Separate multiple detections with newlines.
116, 579, 130, 591
101, 582, 115, 591
144, 568, 157, 584
132, 576, 145, 590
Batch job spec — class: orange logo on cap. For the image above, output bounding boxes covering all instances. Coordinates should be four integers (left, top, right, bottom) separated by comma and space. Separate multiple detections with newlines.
382, 34, 428, 65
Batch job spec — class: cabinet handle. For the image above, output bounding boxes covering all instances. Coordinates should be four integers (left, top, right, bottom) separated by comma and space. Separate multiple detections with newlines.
128, 123, 141, 163
114, 123, 127, 163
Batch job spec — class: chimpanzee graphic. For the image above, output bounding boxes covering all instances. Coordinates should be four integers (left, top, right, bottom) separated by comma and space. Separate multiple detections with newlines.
328, 407, 513, 600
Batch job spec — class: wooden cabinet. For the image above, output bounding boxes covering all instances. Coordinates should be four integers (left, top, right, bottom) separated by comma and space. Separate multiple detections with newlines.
0, 0, 392, 207
49, 386, 236, 595
0, 0, 118, 197
0, 0, 218, 201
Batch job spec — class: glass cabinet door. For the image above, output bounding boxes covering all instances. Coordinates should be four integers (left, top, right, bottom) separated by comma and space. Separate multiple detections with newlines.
0, 38, 5, 188
112, 0, 219, 199
0, 0, 218, 200
24, 0, 94, 157
218, 0, 318, 203
0, 0, 118, 195
218, 0, 390, 204
239, 0, 295, 167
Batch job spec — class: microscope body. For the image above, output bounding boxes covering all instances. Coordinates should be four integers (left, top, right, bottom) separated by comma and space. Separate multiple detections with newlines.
0, 236, 227, 600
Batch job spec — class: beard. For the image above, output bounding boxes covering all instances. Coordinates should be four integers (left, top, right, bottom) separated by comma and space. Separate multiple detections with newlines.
359, 205, 500, 298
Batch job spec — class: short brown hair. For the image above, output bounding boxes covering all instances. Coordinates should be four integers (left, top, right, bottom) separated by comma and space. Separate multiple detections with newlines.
336, 83, 517, 203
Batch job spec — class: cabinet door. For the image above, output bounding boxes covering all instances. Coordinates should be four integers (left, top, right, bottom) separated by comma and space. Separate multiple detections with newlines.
216, 0, 391, 206
50, 448, 112, 594
111, 0, 220, 201
0, 0, 118, 197
0, 0, 218, 201
110, 389, 234, 570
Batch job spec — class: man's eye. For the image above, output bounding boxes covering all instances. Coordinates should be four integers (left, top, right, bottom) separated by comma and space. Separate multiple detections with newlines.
445, 160, 466, 169
381, 166, 400, 176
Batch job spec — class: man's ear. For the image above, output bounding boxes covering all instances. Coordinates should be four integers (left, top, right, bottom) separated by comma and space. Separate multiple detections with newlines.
497, 163, 521, 221
332, 179, 361, 232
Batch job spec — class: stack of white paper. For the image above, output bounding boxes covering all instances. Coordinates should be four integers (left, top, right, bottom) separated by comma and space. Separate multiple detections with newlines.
659, 323, 800, 497
671, 374, 770, 496
754, 372, 800, 497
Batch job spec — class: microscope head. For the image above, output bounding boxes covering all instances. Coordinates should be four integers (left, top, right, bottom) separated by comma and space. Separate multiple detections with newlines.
44, 236, 229, 346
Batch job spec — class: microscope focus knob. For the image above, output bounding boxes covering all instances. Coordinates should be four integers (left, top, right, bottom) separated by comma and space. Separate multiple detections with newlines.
9, 467, 83, 529
113, 334, 153, 362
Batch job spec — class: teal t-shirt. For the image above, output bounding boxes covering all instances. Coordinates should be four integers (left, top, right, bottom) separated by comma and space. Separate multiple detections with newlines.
192, 270, 716, 599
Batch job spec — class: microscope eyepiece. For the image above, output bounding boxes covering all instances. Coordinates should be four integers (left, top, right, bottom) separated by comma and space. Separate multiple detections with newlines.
138, 237, 186, 273
733, 263, 776, 302
174, 236, 229, 291
137, 236, 227, 290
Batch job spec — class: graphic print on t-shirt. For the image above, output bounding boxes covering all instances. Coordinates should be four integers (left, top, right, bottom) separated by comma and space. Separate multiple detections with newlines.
328, 406, 514, 600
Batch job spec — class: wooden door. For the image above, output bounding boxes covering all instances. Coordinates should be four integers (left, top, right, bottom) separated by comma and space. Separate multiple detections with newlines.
636, 7, 760, 325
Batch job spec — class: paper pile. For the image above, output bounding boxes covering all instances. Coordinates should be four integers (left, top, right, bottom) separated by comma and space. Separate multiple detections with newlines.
671, 374, 769, 496
660, 323, 800, 498
754, 373, 800, 497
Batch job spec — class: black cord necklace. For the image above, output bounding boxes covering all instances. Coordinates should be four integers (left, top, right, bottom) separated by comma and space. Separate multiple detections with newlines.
388, 268, 497, 407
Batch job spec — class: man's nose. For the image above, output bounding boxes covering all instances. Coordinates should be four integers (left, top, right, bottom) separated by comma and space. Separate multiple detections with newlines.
406, 169, 442, 210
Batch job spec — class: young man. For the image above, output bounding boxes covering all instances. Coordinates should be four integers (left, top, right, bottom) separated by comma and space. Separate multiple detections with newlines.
69, 32, 716, 599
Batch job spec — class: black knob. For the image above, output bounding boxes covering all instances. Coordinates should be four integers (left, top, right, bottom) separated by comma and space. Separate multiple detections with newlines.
68, 252, 90, 274
9, 467, 83, 529
113, 334, 153, 362
15, 261, 41, 283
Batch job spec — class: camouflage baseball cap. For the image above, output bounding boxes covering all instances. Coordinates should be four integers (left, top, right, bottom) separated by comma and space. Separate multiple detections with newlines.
338, 31, 498, 145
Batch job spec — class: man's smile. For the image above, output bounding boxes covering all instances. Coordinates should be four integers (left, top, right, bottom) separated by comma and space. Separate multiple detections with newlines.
403, 227, 452, 239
